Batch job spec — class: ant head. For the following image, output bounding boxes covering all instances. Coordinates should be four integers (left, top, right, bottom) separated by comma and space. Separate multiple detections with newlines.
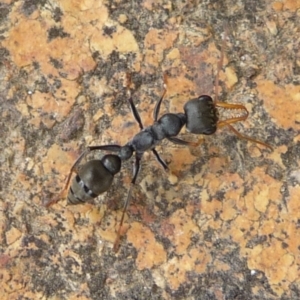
184, 95, 218, 135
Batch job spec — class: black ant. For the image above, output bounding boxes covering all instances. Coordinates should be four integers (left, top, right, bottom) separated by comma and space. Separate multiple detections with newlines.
46, 70, 272, 252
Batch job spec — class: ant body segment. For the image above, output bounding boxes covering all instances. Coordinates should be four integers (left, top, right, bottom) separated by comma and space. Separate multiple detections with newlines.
46, 72, 272, 252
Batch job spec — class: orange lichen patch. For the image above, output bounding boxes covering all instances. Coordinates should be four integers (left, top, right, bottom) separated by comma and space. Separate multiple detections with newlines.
256, 78, 300, 130
165, 74, 197, 112
228, 214, 258, 247
3, 18, 47, 67
60, 0, 105, 13
12, 175, 30, 198
3, 16, 94, 79
5, 0, 104, 70
252, 167, 282, 198
207, 156, 230, 178
252, 184, 270, 213
127, 222, 166, 270
144, 28, 178, 68
258, 219, 276, 236
163, 209, 197, 254
272, 1, 284, 11
202, 166, 244, 212
247, 239, 295, 295
5, 227, 22, 245
285, 261, 299, 283
162, 248, 211, 290
166, 48, 181, 61
228, 171, 282, 253
90, 24, 139, 59
200, 191, 222, 216
283, 0, 300, 11
212, 259, 231, 272
95, 211, 119, 244
284, 186, 300, 254
23, 86, 77, 126
59, 208, 76, 228
166, 147, 196, 176
3, 0, 140, 131
294, 135, 300, 143
108, 113, 138, 145
142, 0, 163, 10
36, 214, 60, 228
287, 185, 300, 212
42, 142, 79, 184
242, 167, 282, 217
84, 205, 106, 225
0, 268, 26, 297
224, 65, 238, 90
242, 197, 262, 223
220, 197, 239, 221
231, 168, 300, 296
268, 145, 288, 168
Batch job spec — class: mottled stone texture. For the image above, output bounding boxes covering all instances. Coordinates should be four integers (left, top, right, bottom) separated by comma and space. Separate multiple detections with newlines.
0, 0, 299, 299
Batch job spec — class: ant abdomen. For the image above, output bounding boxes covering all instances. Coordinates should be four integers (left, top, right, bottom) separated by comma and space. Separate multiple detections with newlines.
68, 155, 121, 205
184, 95, 218, 135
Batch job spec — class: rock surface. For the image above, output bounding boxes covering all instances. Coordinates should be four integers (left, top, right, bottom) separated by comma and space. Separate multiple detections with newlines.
0, 0, 299, 299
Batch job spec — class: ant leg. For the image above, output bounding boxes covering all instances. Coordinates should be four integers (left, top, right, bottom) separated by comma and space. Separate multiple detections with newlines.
113, 152, 143, 252
152, 148, 168, 171
45, 144, 122, 207
167, 137, 201, 147
127, 94, 144, 130
153, 73, 168, 122
88, 145, 121, 152
126, 73, 144, 130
